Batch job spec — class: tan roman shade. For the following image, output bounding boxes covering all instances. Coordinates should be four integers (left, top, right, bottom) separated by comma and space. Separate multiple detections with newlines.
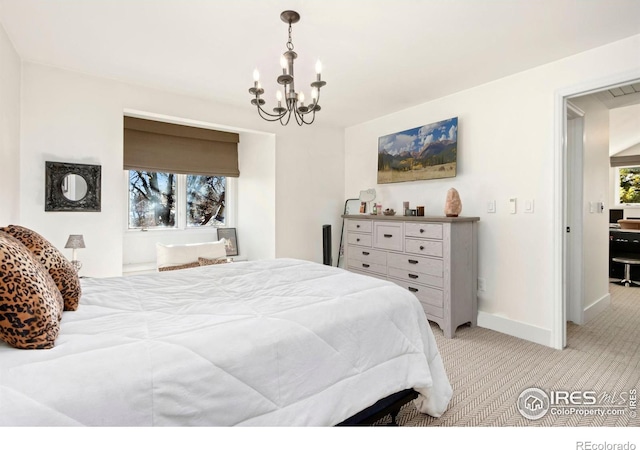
124, 116, 240, 177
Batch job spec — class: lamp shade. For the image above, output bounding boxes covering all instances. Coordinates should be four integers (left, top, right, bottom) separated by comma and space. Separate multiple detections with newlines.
64, 235, 86, 249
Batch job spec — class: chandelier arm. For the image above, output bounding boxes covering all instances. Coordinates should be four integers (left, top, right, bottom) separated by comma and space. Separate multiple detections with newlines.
255, 101, 290, 120
299, 110, 316, 125
280, 109, 294, 126
256, 105, 288, 122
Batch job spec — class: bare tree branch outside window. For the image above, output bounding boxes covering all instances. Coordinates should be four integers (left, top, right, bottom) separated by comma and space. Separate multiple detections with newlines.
129, 171, 176, 228
187, 175, 226, 227
128, 171, 226, 229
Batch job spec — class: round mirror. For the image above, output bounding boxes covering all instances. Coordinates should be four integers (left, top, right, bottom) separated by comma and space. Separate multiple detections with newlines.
61, 174, 88, 201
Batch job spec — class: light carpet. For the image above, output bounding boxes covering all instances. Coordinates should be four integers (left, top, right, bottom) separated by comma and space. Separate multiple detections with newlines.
380, 282, 640, 426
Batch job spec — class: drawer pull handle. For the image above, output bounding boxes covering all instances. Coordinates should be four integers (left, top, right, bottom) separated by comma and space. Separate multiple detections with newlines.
419, 246, 425, 250
384, 234, 393, 238
420, 229, 425, 233
408, 274, 419, 279
408, 287, 419, 293
362, 263, 370, 268
362, 251, 370, 255
408, 259, 419, 264
356, 225, 360, 228
356, 238, 360, 242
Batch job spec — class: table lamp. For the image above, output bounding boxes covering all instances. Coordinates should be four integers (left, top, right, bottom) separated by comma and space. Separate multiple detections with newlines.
65, 234, 85, 272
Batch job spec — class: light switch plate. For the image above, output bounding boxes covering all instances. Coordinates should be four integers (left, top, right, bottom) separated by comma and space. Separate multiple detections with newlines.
487, 200, 496, 213
509, 198, 517, 214
525, 200, 534, 213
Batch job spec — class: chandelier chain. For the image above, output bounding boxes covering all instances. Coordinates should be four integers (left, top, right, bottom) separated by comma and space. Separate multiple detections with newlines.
286, 22, 294, 51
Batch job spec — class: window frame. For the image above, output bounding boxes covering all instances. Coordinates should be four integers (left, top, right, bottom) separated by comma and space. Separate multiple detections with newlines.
124, 170, 237, 233
616, 165, 640, 207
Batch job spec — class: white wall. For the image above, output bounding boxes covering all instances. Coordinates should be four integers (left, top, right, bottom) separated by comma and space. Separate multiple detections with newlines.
610, 104, 640, 156
0, 23, 20, 225
570, 95, 610, 316
345, 34, 640, 346
274, 127, 344, 264
238, 131, 276, 262
608, 104, 640, 218
20, 63, 344, 277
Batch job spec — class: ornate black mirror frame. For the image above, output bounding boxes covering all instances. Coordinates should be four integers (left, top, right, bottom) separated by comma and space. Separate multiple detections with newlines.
45, 161, 102, 212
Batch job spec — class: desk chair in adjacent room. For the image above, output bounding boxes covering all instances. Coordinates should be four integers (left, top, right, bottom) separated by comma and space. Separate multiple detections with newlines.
612, 256, 640, 287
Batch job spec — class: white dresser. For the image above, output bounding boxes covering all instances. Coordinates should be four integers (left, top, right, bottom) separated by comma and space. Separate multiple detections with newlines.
342, 214, 479, 338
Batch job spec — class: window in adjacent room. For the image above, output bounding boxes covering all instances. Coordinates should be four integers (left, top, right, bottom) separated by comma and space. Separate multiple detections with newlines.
618, 166, 640, 204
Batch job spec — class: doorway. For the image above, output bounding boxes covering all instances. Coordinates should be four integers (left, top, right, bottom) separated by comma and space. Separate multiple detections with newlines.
558, 73, 640, 349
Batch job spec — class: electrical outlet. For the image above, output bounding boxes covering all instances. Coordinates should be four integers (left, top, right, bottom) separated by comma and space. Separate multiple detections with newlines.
477, 277, 486, 292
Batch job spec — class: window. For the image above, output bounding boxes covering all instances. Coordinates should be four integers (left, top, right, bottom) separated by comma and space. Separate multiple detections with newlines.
186, 175, 226, 227
128, 171, 226, 229
618, 167, 640, 204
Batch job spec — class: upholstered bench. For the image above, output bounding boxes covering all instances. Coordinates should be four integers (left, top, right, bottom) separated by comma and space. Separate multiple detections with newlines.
156, 240, 228, 271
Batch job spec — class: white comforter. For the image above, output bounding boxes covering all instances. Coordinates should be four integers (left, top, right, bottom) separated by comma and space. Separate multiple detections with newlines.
0, 258, 452, 426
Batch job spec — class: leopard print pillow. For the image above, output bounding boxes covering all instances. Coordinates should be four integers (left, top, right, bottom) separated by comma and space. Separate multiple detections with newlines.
0, 232, 63, 349
198, 257, 229, 266
158, 262, 200, 272
0, 225, 81, 311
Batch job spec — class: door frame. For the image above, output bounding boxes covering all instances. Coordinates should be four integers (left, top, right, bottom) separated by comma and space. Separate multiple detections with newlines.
553, 69, 640, 350
565, 102, 585, 332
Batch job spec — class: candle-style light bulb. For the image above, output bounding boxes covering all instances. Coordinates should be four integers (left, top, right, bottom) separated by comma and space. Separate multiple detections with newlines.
299, 92, 305, 105
276, 91, 283, 102
280, 55, 288, 74
315, 59, 322, 74
253, 69, 260, 82
311, 87, 318, 101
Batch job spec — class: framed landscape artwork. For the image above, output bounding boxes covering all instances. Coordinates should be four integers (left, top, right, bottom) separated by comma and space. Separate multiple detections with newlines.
377, 117, 458, 184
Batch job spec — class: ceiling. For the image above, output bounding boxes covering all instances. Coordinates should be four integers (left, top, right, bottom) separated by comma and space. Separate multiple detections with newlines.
1, 0, 639, 128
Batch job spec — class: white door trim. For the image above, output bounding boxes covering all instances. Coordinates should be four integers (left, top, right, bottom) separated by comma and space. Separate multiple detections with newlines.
553, 69, 640, 350
565, 106, 584, 328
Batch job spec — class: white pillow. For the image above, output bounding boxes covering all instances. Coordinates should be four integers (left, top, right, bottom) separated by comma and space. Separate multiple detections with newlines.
156, 240, 227, 269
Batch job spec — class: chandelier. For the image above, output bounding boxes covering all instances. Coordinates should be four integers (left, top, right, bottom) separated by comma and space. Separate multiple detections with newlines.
249, 10, 326, 126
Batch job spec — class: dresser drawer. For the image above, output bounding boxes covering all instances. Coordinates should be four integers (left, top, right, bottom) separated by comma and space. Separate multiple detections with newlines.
348, 268, 388, 281
405, 238, 443, 257
391, 279, 444, 309
388, 267, 443, 289
421, 303, 444, 320
347, 246, 387, 265
387, 252, 443, 277
347, 258, 387, 276
347, 220, 372, 233
347, 233, 372, 247
373, 222, 403, 251
405, 223, 443, 239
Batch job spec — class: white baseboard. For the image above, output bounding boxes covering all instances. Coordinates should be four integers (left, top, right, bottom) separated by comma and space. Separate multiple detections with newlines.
477, 311, 552, 347
583, 293, 611, 323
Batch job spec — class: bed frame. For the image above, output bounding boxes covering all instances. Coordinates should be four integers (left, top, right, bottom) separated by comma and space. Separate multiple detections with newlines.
336, 389, 418, 426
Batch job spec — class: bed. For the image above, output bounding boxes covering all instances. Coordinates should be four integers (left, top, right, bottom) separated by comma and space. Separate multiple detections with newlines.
0, 258, 452, 426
